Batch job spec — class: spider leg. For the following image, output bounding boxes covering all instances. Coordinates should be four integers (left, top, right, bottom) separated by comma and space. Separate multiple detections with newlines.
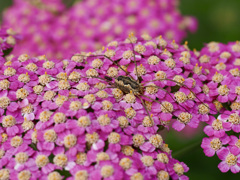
75, 75, 110, 83
144, 85, 190, 113
105, 86, 116, 89
102, 55, 134, 78
72, 54, 135, 79
136, 94, 154, 125
51, 74, 115, 87
141, 94, 174, 114
126, 34, 141, 83
143, 78, 221, 115
86, 76, 116, 87
142, 79, 166, 85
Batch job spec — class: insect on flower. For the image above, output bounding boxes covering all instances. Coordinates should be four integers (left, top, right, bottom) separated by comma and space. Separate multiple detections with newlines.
63, 33, 221, 130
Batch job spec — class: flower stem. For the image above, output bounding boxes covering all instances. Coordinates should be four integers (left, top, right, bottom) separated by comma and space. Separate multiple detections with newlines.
172, 140, 202, 158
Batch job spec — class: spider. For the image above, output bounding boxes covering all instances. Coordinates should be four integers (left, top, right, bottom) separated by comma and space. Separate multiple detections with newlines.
58, 34, 221, 129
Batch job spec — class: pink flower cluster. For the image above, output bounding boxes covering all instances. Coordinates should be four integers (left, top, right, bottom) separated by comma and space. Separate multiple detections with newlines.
196, 41, 240, 173
2, 0, 197, 59
0, 34, 198, 179
2, 0, 240, 178
2, 22, 240, 176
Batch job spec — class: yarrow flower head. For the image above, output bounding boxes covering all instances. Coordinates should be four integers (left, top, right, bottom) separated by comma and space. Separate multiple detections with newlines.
0, 30, 195, 179
4, 18, 240, 177
197, 41, 240, 173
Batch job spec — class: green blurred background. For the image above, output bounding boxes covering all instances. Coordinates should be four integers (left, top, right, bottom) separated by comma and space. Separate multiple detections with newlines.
1, 0, 240, 179
180, 0, 240, 50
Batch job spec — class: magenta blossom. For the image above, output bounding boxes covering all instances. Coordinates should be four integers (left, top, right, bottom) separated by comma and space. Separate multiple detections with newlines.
201, 135, 230, 157
217, 147, 240, 173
